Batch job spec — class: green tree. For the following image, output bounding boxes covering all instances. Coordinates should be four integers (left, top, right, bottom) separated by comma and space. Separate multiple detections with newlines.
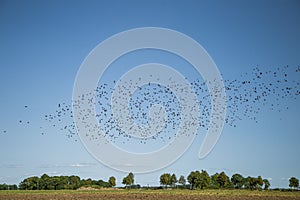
0, 184, 18, 190
257, 176, 263, 190
210, 173, 220, 189
160, 173, 171, 188
122, 176, 130, 187
217, 172, 229, 189
129, 172, 134, 185
40, 174, 51, 190
178, 175, 186, 186
108, 176, 116, 187
170, 174, 177, 187
51, 176, 64, 190
245, 176, 263, 190
243, 177, 250, 189
68, 175, 81, 189
231, 173, 244, 189
263, 179, 270, 190
289, 177, 299, 190
80, 178, 93, 187
19, 176, 40, 190
97, 179, 110, 187
122, 172, 134, 188
195, 170, 210, 189
187, 170, 201, 189
248, 176, 256, 190
18, 174, 115, 190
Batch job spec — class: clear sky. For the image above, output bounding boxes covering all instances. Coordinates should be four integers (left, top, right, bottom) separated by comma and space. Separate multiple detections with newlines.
0, 0, 299, 188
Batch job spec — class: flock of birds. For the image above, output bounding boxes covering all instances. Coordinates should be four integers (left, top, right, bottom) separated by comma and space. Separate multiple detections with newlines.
1, 65, 299, 147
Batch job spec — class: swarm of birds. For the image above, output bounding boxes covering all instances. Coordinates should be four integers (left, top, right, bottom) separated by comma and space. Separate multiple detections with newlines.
1, 65, 299, 147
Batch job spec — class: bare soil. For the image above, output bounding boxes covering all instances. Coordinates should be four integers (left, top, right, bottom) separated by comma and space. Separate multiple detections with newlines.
1, 190, 299, 200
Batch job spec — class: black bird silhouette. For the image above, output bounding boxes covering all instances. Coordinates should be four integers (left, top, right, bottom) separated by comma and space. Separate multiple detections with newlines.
3, 65, 298, 146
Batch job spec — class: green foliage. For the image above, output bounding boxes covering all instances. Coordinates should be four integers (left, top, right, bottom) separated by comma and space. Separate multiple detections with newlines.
187, 170, 211, 189
2, 169, 290, 192
19, 176, 40, 190
187, 170, 201, 189
244, 176, 265, 190
97, 179, 110, 188
0, 184, 17, 190
231, 173, 244, 189
195, 170, 211, 189
248, 177, 256, 190
170, 174, 177, 187
257, 176, 264, 189
108, 176, 116, 187
289, 177, 299, 189
178, 175, 186, 186
217, 172, 230, 189
160, 173, 171, 187
18, 174, 109, 190
210, 173, 220, 189
68, 175, 81, 190
263, 179, 270, 190
122, 172, 134, 188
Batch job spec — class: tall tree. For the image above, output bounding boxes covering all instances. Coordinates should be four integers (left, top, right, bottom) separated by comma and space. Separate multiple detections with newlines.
108, 176, 116, 187
195, 170, 210, 189
160, 173, 171, 188
289, 177, 299, 190
263, 179, 270, 190
257, 176, 263, 189
231, 173, 244, 189
122, 172, 134, 188
217, 172, 230, 189
40, 174, 51, 190
187, 170, 201, 189
19, 176, 40, 190
210, 173, 220, 189
122, 176, 130, 187
178, 175, 186, 186
246, 176, 263, 190
128, 172, 134, 186
170, 174, 177, 187
248, 176, 257, 190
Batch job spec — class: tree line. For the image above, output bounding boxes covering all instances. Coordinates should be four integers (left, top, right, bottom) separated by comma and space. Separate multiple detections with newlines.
160, 171, 299, 190
160, 171, 270, 190
0, 171, 299, 190
16, 174, 116, 190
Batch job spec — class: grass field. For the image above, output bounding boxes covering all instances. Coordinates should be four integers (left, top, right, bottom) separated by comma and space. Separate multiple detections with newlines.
0, 189, 300, 200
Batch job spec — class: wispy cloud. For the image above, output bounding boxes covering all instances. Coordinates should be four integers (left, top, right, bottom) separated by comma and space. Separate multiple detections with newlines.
39, 162, 97, 169
0, 163, 23, 168
281, 177, 289, 181
69, 163, 96, 168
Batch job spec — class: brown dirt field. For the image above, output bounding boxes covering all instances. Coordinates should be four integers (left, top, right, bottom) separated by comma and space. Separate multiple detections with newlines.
1, 193, 300, 200
1, 189, 300, 200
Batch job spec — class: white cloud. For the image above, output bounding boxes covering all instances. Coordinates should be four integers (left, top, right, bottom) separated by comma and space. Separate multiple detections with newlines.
281, 177, 288, 180
39, 162, 96, 169
69, 163, 96, 168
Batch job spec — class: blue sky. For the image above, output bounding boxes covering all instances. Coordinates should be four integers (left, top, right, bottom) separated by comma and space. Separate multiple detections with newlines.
0, 0, 299, 188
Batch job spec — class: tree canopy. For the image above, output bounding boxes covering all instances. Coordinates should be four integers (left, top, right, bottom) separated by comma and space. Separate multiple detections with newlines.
160, 173, 171, 187
231, 173, 244, 189
289, 177, 299, 189
18, 174, 111, 190
108, 176, 116, 187
122, 172, 134, 188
